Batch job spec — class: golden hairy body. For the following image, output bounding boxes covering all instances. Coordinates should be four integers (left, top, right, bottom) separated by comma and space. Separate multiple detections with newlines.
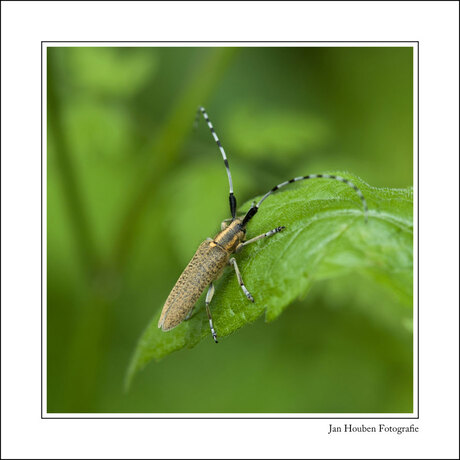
158, 219, 245, 331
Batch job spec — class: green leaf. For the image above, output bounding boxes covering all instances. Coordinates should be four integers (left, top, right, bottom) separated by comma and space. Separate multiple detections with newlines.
126, 173, 413, 388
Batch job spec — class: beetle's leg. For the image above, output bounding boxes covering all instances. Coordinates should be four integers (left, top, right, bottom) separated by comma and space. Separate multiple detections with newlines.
220, 218, 233, 231
235, 226, 285, 253
205, 282, 218, 343
185, 306, 195, 320
229, 257, 255, 303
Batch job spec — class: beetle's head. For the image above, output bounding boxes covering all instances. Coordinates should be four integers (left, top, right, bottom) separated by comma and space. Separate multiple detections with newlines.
229, 218, 246, 237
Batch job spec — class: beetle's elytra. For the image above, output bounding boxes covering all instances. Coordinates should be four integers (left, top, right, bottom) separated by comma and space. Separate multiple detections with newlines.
158, 107, 368, 343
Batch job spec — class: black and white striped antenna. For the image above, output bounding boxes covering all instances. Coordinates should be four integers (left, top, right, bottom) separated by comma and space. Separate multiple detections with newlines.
196, 106, 237, 219
243, 173, 368, 225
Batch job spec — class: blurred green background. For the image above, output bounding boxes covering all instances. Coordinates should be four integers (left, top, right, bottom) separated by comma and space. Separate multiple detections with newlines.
47, 46, 413, 413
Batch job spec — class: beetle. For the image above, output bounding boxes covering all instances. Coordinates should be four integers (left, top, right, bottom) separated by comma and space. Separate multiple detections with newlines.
158, 107, 368, 342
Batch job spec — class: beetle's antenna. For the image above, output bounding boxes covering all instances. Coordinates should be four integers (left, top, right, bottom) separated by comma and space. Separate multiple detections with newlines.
243, 174, 368, 225
197, 106, 237, 219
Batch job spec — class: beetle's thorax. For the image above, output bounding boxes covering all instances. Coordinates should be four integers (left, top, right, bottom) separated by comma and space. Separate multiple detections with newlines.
213, 218, 245, 253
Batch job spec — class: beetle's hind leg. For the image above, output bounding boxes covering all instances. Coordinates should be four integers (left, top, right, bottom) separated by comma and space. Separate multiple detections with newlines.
205, 283, 218, 343
185, 306, 195, 320
229, 257, 255, 303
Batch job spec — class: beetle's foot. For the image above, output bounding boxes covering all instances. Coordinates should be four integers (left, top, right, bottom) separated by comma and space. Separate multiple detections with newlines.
242, 285, 254, 302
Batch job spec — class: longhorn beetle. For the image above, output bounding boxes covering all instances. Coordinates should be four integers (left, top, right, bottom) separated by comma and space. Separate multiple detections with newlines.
158, 107, 368, 343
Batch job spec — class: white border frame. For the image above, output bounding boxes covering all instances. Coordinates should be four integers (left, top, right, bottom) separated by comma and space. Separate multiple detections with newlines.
41, 41, 419, 420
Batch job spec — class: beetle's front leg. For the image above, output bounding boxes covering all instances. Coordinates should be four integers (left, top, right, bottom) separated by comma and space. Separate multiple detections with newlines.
229, 257, 254, 303
220, 218, 233, 231
235, 226, 285, 253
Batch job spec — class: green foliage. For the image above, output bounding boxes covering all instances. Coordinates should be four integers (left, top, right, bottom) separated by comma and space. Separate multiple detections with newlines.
67, 47, 157, 97
126, 174, 413, 387
226, 106, 330, 161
